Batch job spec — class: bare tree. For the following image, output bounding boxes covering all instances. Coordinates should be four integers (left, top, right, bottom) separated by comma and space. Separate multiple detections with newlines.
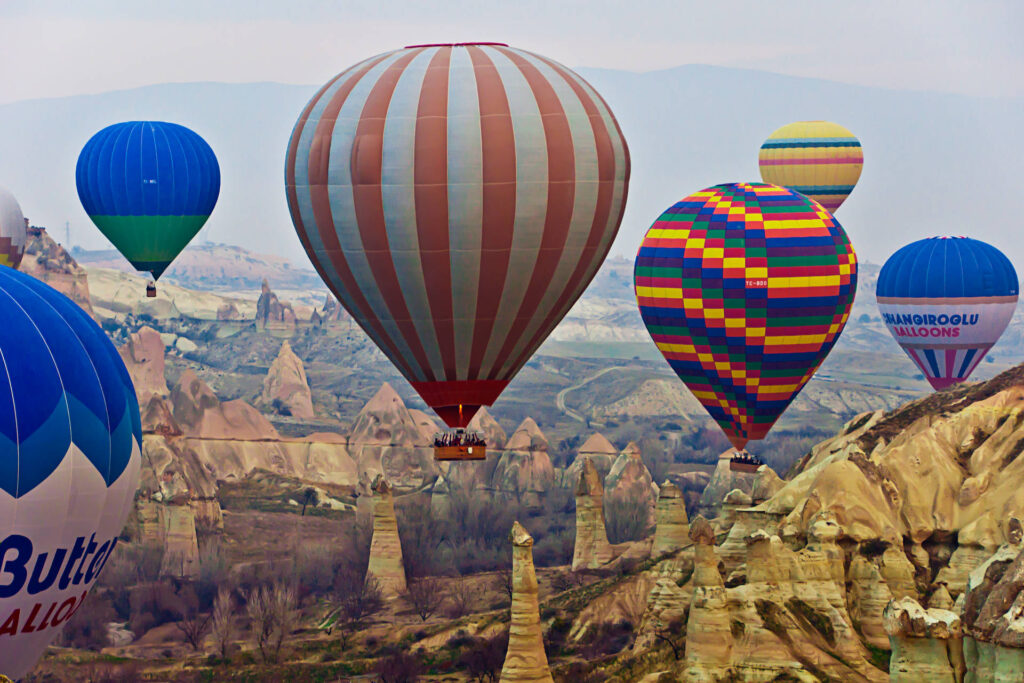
447, 575, 478, 618
495, 568, 514, 604
268, 582, 299, 662
246, 582, 297, 663
652, 618, 686, 660
210, 587, 234, 658
247, 585, 276, 663
174, 585, 211, 652
404, 577, 446, 622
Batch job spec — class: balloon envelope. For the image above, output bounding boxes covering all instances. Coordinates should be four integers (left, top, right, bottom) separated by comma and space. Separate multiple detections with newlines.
876, 236, 1018, 390
635, 183, 857, 450
0, 186, 27, 269
758, 121, 863, 212
76, 121, 220, 279
0, 266, 141, 679
285, 43, 630, 427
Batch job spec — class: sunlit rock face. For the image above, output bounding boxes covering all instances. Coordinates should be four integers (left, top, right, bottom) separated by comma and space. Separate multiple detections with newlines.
651, 480, 689, 558
605, 441, 657, 532
500, 521, 554, 683
564, 432, 618, 487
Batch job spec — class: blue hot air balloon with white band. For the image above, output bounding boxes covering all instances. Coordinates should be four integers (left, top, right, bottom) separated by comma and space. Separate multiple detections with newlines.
0, 265, 141, 679
876, 236, 1018, 390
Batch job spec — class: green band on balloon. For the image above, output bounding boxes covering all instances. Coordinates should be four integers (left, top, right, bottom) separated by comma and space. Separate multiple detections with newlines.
86, 214, 209, 267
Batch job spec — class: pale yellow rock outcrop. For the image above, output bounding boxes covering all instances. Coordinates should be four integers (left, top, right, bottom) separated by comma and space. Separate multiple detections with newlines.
651, 480, 689, 558
367, 476, 407, 599
564, 432, 617, 487
500, 522, 553, 683
572, 458, 613, 570
848, 554, 896, 650
683, 517, 733, 681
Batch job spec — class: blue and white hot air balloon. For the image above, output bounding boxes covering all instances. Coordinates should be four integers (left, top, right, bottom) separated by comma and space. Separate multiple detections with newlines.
0, 266, 141, 679
876, 236, 1019, 390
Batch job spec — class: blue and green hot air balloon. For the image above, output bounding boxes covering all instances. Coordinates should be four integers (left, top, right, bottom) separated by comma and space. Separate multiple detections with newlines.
76, 121, 220, 294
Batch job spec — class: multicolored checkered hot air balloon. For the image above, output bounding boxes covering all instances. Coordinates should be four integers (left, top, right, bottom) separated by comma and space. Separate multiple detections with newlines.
0, 186, 28, 269
876, 237, 1018, 390
758, 121, 863, 212
285, 43, 630, 442
76, 121, 220, 295
634, 183, 857, 451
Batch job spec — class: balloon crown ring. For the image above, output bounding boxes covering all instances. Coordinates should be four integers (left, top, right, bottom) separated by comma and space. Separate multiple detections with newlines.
404, 42, 509, 48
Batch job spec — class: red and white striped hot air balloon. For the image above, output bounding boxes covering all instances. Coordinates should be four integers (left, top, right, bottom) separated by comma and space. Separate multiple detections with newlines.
285, 42, 630, 455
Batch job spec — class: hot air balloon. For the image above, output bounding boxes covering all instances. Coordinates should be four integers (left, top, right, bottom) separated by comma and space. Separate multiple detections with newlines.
0, 186, 28, 269
285, 43, 629, 460
635, 183, 857, 465
76, 121, 220, 297
758, 121, 863, 212
876, 237, 1018, 390
0, 266, 141, 680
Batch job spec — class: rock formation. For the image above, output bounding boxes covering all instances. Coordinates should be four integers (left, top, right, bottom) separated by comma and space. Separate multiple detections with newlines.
500, 521, 554, 683
883, 597, 962, 682
572, 458, 613, 570
260, 340, 315, 419
699, 449, 756, 518
347, 383, 436, 488
216, 302, 242, 320
367, 476, 407, 599
683, 517, 733, 680
19, 227, 93, 315
118, 326, 169, 402
171, 370, 280, 440
651, 481, 689, 557
848, 554, 896, 649
605, 442, 657, 533
751, 465, 785, 504
255, 279, 297, 330
492, 418, 555, 507
960, 523, 1024, 680
564, 432, 618, 486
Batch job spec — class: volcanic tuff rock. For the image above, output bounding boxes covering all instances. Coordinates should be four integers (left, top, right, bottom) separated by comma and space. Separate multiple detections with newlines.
259, 340, 315, 419
500, 522, 553, 683
347, 382, 437, 488
563, 432, 618, 487
171, 369, 280, 440
118, 326, 169, 401
605, 442, 657, 532
651, 481, 689, 557
255, 278, 297, 330
699, 450, 756, 518
19, 227, 94, 315
367, 476, 407, 599
572, 458, 614, 570
883, 597, 962, 683
492, 418, 555, 507
683, 517, 733, 680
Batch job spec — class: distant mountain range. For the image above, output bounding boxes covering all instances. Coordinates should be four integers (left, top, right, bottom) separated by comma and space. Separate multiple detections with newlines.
1, 67, 1021, 268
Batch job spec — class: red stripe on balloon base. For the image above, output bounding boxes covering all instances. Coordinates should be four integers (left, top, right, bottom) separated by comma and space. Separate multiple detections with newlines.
412, 379, 510, 427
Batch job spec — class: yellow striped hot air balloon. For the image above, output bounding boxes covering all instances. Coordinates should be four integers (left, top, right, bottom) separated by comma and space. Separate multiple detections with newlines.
758, 121, 863, 212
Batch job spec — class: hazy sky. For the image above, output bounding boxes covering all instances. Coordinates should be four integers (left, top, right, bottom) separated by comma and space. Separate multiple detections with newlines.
2, 0, 1022, 103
